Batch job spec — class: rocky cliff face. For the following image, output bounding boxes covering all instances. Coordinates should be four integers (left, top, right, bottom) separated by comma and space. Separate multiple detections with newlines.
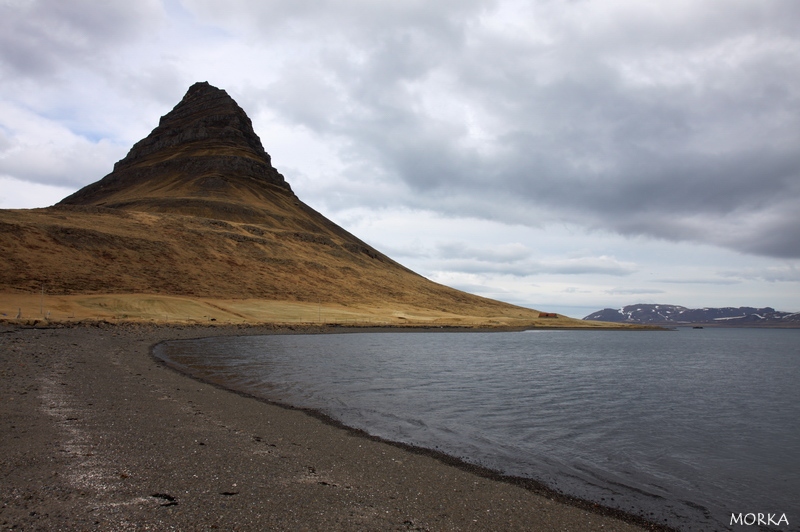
115, 81, 277, 172
58, 82, 292, 220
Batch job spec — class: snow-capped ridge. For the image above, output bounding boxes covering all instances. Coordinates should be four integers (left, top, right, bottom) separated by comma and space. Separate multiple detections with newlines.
583, 304, 800, 327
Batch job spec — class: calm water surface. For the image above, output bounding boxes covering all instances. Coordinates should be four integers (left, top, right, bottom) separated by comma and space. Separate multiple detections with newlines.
154, 328, 800, 531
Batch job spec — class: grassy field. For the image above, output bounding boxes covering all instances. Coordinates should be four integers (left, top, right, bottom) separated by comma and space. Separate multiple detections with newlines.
1, 292, 624, 328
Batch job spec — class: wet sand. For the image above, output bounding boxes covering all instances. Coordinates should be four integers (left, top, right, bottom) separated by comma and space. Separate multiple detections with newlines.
1, 323, 670, 531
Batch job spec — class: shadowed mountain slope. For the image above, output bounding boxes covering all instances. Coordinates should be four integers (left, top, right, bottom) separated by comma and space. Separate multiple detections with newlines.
1, 82, 616, 327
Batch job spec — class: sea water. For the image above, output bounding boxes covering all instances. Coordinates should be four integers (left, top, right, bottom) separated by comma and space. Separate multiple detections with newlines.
154, 328, 800, 531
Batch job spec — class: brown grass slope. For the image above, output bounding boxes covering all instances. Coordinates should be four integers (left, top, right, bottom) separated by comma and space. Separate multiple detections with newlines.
0, 83, 620, 327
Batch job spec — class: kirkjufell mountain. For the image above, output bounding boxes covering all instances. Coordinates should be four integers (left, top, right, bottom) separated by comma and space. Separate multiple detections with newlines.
59, 82, 293, 221
0, 82, 626, 327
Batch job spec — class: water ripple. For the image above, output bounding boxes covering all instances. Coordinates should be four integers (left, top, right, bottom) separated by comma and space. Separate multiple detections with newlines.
155, 328, 800, 531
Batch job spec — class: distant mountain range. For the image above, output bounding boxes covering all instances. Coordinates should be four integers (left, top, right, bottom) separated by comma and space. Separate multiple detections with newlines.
583, 304, 800, 327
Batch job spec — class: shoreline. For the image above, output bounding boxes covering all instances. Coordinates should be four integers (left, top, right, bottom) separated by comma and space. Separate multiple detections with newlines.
2, 322, 673, 530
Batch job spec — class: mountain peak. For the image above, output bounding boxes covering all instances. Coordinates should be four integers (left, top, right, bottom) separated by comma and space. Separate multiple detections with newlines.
114, 81, 270, 171
58, 82, 292, 220
185, 80, 219, 97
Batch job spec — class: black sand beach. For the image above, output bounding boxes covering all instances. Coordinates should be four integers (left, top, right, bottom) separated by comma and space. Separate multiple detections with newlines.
1, 323, 669, 530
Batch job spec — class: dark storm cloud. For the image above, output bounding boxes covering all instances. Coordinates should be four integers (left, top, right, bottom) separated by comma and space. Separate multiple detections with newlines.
198, 1, 800, 258
727, 213, 800, 259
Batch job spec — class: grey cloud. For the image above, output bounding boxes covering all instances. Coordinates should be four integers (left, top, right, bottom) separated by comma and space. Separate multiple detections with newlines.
726, 213, 800, 259
0, 137, 123, 188
562, 287, 592, 294
0, 0, 164, 79
605, 288, 666, 296
543, 261, 636, 277
0, 130, 12, 152
720, 265, 800, 283
431, 259, 536, 278
230, 0, 800, 259
185, 0, 489, 44
432, 240, 637, 277
437, 242, 531, 263
656, 278, 740, 286
431, 252, 636, 277
6, 0, 798, 262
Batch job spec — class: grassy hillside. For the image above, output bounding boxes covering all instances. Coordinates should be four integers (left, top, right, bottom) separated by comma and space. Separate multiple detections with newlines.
0, 206, 618, 327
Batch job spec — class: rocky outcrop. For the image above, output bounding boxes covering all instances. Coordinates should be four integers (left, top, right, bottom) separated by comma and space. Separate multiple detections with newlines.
58, 82, 292, 214
116, 82, 275, 170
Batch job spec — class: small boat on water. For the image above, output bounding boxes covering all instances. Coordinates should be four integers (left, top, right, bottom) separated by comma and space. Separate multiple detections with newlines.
692, 326, 704, 329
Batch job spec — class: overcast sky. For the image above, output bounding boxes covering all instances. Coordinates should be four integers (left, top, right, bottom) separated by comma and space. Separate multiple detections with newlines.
1, 0, 799, 317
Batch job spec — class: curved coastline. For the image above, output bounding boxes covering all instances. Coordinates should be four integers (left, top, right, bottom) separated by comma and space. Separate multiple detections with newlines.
151, 325, 675, 531
1, 322, 672, 531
